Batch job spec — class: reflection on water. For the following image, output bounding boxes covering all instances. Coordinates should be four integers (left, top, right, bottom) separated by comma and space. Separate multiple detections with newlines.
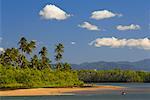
1, 83, 150, 100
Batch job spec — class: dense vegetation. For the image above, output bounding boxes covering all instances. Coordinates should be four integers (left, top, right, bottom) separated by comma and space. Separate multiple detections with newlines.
0, 65, 82, 88
0, 37, 83, 89
78, 69, 150, 83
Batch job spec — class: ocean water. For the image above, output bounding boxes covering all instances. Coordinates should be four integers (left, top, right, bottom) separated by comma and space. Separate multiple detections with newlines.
1, 83, 150, 100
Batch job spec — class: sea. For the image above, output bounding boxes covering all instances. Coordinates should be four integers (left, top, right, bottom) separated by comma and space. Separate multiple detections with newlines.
1, 83, 150, 100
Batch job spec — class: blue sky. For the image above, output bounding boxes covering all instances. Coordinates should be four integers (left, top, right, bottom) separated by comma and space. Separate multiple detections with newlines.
1, 0, 150, 64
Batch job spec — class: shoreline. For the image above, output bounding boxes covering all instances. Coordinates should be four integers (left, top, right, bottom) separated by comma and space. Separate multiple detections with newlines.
0, 85, 125, 96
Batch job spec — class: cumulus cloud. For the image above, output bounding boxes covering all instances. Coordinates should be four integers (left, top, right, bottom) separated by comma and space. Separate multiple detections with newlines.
39, 4, 71, 20
89, 37, 150, 50
116, 24, 141, 31
91, 10, 122, 20
78, 22, 100, 31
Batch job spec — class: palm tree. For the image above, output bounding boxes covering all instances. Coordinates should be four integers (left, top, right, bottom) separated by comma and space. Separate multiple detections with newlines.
26, 40, 36, 55
18, 37, 37, 68
18, 37, 27, 53
39, 46, 47, 57
55, 43, 64, 70
18, 37, 36, 55
39, 46, 51, 70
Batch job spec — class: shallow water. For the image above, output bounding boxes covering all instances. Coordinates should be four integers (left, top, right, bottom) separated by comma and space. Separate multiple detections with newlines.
96, 83, 150, 89
1, 83, 150, 100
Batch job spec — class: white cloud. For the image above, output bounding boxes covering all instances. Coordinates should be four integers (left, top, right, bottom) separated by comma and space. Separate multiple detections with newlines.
78, 22, 100, 31
39, 4, 71, 20
91, 10, 122, 20
116, 24, 141, 31
71, 42, 76, 45
0, 47, 4, 52
89, 37, 150, 50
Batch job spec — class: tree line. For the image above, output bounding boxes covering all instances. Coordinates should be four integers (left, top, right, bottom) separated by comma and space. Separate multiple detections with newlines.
78, 69, 150, 83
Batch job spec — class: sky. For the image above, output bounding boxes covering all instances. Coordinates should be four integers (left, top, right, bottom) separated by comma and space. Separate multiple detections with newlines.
1, 0, 150, 64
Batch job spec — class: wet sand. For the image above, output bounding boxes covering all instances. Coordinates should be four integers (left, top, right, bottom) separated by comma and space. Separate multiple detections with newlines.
0, 86, 125, 96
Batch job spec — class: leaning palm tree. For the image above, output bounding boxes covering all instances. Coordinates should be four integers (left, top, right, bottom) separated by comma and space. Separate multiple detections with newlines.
55, 43, 64, 70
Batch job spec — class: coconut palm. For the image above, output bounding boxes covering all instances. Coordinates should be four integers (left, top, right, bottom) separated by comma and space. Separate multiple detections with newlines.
55, 43, 64, 70
39, 46, 51, 70
18, 37, 27, 53
39, 46, 47, 57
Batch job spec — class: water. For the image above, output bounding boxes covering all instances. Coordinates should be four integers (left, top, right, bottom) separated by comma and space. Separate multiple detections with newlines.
1, 83, 150, 100
1, 94, 150, 100
96, 83, 150, 88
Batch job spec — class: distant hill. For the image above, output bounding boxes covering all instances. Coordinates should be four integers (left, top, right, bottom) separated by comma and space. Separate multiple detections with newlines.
71, 59, 150, 71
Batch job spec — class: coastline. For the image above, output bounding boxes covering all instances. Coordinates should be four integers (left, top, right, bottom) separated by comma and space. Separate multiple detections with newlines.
0, 85, 125, 96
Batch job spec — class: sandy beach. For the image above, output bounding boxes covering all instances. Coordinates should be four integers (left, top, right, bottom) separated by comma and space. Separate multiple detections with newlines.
0, 86, 125, 96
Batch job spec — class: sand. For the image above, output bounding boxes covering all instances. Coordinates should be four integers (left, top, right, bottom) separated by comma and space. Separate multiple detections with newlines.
0, 86, 125, 96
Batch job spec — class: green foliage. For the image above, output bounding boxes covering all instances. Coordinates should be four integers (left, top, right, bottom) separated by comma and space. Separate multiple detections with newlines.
0, 65, 83, 89
77, 69, 150, 83
0, 37, 83, 89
